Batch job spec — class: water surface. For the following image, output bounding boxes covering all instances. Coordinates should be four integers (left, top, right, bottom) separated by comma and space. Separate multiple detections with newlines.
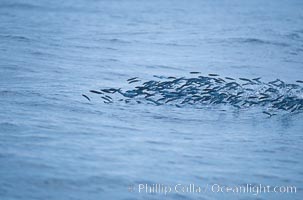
0, 0, 303, 199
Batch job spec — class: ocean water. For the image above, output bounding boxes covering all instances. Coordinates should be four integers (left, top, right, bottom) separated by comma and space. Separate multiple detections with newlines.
0, 0, 303, 200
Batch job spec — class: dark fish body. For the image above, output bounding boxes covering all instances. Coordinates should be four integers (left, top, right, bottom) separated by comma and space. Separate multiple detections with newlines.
101, 89, 116, 93
233, 105, 241, 109
128, 79, 140, 84
252, 77, 262, 83
271, 95, 284, 102
105, 95, 112, 100
82, 94, 91, 101
263, 111, 274, 117
208, 73, 219, 77
127, 77, 138, 82
259, 96, 268, 100
225, 77, 235, 80
246, 88, 254, 91
239, 78, 252, 82
146, 98, 161, 105
165, 98, 178, 103
90, 90, 103, 94
102, 96, 112, 102
265, 88, 278, 93
217, 78, 226, 82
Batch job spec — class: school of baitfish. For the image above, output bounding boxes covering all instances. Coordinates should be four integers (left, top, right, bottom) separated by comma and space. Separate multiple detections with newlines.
83, 72, 303, 116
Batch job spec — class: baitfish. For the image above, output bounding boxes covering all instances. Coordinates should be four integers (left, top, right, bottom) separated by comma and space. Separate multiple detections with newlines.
128, 79, 140, 84
263, 111, 275, 117
102, 96, 112, 102
225, 77, 235, 80
127, 77, 138, 82
252, 77, 262, 82
239, 78, 253, 82
101, 89, 116, 93
208, 73, 219, 77
82, 94, 91, 101
89, 74, 303, 116
90, 90, 103, 94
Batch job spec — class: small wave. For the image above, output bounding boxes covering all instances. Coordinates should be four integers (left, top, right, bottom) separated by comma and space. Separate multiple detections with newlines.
286, 33, 301, 41
0, 122, 20, 132
145, 64, 183, 71
0, 34, 31, 42
83, 73, 303, 116
152, 42, 196, 47
229, 37, 290, 47
97, 38, 132, 44
0, 3, 43, 10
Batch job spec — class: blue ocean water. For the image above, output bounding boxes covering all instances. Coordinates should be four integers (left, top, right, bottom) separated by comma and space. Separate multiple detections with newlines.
0, 0, 303, 199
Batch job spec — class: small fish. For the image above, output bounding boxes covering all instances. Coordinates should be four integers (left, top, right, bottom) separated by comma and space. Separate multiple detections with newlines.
268, 79, 280, 85
190, 72, 201, 74
262, 111, 275, 117
89, 90, 103, 94
252, 77, 262, 83
248, 101, 258, 105
104, 95, 112, 100
214, 78, 224, 83
144, 93, 155, 98
246, 88, 254, 92
127, 77, 138, 82
107, 88, 120, 93
260, 93, 269, 96
166, 97, 179, 103
146, 98, 161, 105
239, 78, 252, 82
287, 104, 296, 111
135, 86, 146, 90
208, 73, 219, 77
212, 86, 221, 90
128, 79, 140, 84
217, 78, 226, 82
225, 77, 235, 80
157, 97, 166, 102
82, 94, 91, 101
259, 96, 268, 100
101, 96, 112, 102
271, 95, 284, 102
203, 88, 214, 92
242, 82, 253, 86
296, 80, 303, 83
101, 89, 114, 93
291, 105, 299, 112
265, 88, 278, 93
233, 105, 241, 109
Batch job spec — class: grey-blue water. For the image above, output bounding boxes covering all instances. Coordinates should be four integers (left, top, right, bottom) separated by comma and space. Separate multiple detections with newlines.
0, 0, 303, 199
